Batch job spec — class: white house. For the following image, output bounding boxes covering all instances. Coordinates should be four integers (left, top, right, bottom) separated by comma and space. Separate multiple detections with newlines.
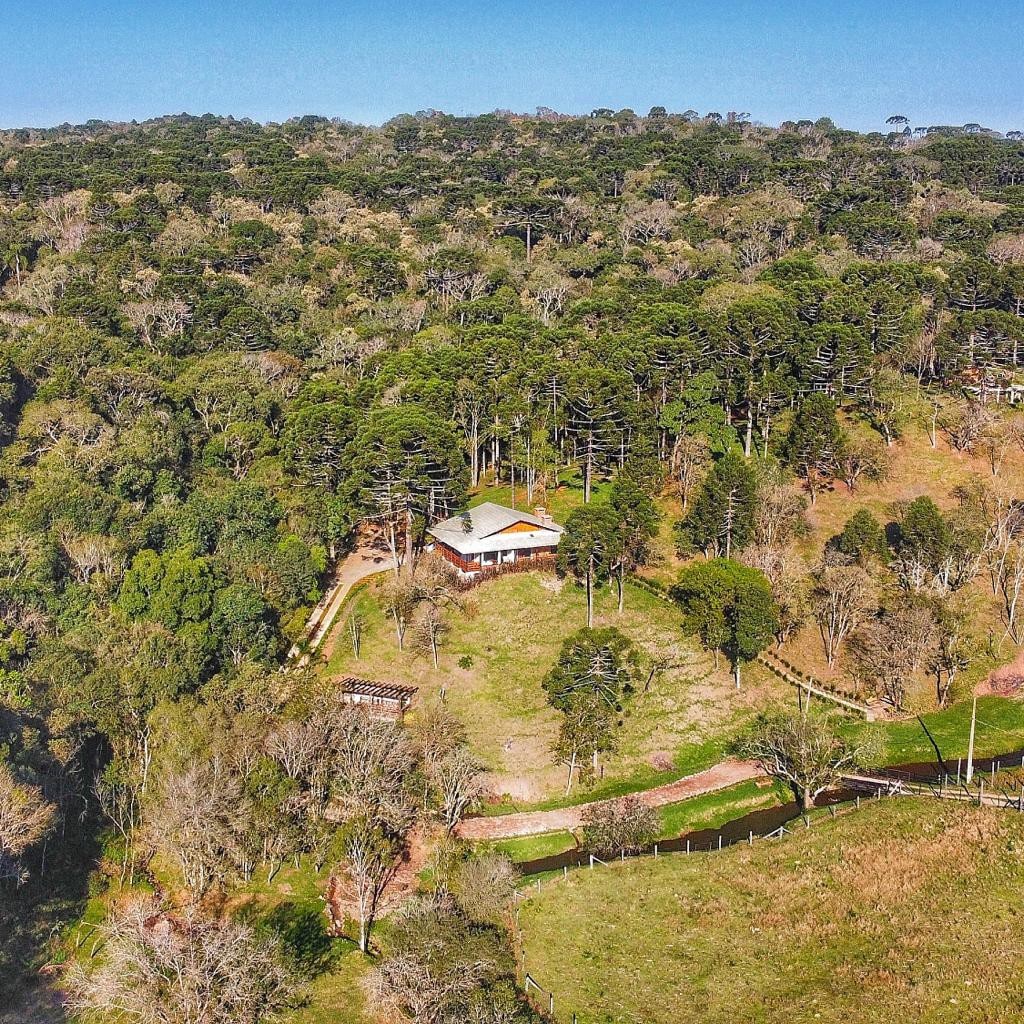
427, 502, 562, 576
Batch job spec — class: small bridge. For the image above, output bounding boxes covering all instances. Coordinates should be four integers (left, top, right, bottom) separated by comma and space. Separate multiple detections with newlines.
841, 768, 1024, 811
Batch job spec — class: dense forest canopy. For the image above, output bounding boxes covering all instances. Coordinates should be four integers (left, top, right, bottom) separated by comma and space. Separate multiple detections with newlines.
3, 106, 1024, 1020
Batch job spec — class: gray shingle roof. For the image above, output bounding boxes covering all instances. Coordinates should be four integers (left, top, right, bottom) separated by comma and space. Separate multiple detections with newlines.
428, 501, 562, 554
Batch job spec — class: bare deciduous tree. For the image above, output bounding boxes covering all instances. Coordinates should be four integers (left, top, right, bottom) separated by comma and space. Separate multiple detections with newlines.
0, 763, 55, 884
740, 545, 809, 646
670, 433, 710, 512
145, 759, 241, 898
752, 479, 807, 549
837, 435, 890, 492
412, 604, 450, 669
811, 562, 875, 667
930, 602, 975, 707
331, 708, 417, 833
943, 400, 995, 454
739, 713, 860, 811
346, 609, 365, 659
428, 746, 487, 831
852, 604, 938, 709
67, 899, 298, 1024
334, 819, 401, 953
379, 574, 422, 650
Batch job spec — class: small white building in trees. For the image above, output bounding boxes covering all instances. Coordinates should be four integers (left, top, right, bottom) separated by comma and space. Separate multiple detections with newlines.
427, 502, 562, 576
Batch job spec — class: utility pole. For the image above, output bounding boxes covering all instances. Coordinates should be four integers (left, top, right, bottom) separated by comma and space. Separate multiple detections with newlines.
965, 696, 978, 785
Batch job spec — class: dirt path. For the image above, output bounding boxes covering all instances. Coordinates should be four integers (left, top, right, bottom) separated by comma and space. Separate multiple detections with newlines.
289, 538, 396, 665
455, 759, 766, 840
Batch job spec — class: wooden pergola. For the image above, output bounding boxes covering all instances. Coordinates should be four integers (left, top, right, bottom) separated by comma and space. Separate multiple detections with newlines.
338, 677, 418, 719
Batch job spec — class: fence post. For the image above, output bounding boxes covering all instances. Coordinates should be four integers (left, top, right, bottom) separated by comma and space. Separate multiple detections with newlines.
589, 854, 594, 870
549, 993, 554, 1014
654, 843, 658, 859
686, 839, 690, 855
856, 795, 860, 809
748, 830, 753, 846
718, 835, 722, 851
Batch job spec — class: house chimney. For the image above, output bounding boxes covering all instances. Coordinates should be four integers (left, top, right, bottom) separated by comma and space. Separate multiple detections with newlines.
535, 506, 552, 524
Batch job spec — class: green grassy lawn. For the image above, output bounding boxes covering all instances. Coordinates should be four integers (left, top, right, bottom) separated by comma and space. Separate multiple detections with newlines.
847, 695, 1024, 769
655, 777, 786, 837
225, 857, 376, 1024
288, 951, 373, 1024
327, 573, 789, 803
519, 799, 1024, 1024
491, 830, 579, 863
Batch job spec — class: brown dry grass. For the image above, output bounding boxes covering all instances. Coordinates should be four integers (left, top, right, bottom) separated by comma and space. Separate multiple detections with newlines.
520, 799, 1024, 1024
770, 421, 1023, 708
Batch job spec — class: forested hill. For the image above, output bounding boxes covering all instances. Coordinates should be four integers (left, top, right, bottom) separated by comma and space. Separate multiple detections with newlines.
1, 110, 1024, 995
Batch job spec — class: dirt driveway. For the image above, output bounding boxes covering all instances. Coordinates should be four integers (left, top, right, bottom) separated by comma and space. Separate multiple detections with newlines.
455, 759, 766, 840
289, 538, 396, 665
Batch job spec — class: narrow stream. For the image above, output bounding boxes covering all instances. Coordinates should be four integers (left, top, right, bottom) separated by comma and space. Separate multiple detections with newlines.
516, 748, 1024, 877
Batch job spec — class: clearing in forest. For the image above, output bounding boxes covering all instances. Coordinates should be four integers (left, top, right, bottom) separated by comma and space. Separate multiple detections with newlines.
326, 573, 789, 803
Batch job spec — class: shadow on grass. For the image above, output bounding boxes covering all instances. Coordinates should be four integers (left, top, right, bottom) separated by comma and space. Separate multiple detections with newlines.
251, 899, 348, 980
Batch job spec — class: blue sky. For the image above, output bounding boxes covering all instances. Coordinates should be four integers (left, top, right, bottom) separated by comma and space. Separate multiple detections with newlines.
3, 1, 1021, 132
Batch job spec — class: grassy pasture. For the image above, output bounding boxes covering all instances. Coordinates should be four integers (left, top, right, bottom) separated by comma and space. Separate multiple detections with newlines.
326, 572, 789, 804
519, 799, 1024, 1024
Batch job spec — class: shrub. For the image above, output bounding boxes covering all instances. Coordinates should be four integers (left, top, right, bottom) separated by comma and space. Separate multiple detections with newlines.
580, 795, 659, 857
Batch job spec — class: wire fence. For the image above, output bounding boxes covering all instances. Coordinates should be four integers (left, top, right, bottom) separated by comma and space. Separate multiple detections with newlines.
844, 753, 1024, 810
511, 792, 885, 1023
512, 766, 1024, 1022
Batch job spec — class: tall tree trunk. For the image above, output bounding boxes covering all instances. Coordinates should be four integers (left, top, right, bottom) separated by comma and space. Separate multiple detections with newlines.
405, 507, 414, 570
387, 522, 400, 577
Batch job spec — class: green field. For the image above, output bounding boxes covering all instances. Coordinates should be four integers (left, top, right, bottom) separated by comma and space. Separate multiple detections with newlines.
327, 573, 789, 802
519, 799, 1024, 1024
848, 696, 1024, 769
